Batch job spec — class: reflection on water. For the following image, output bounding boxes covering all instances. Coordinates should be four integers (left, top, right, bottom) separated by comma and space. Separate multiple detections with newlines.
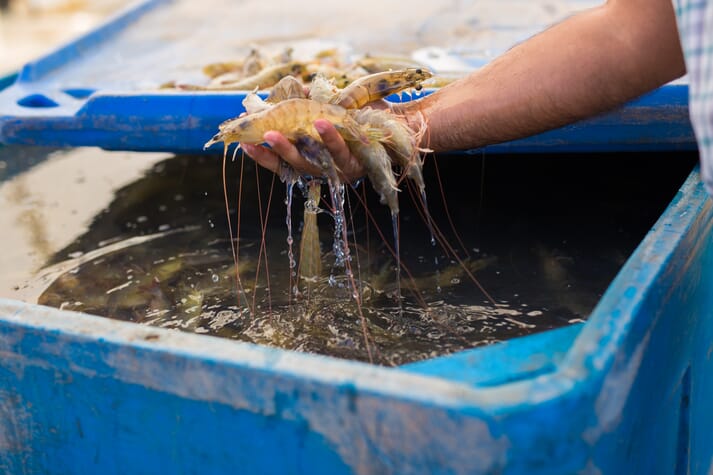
12, 149, 696, 365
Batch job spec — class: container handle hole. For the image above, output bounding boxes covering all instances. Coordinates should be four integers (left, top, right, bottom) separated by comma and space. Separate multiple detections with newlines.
17, 94, 59, 108
62, 88, 95, 99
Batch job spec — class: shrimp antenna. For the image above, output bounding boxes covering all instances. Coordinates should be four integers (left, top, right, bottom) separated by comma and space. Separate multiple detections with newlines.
222, 143, 252, 316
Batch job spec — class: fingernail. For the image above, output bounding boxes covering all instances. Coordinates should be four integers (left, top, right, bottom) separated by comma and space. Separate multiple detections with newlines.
314, 121, 327, 134
264, 137, 275, 147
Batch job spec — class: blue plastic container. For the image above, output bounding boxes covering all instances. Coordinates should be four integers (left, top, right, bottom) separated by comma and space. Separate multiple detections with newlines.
0, 163, 711, 474
1, 2, 712, 473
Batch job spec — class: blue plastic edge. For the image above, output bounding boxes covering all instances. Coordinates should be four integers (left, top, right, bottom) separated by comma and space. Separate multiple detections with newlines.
0, 84, 696, 153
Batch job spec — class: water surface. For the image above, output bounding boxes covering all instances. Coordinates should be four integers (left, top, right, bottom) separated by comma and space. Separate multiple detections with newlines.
2, 147, 696, 364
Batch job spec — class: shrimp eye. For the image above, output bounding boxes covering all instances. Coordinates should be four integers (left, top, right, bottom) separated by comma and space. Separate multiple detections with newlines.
416, 68, 422, 74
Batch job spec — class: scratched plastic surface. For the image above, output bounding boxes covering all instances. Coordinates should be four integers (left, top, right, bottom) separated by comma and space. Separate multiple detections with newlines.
0, 0, 695, 153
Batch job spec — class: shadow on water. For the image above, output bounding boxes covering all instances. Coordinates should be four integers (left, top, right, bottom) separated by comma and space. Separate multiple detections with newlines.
36, 150, 697, 365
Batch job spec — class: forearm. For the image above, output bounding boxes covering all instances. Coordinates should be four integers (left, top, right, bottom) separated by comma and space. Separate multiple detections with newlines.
403, 0, 686, 152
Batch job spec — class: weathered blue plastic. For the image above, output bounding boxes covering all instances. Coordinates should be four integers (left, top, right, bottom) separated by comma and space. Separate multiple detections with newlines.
1, 163, 711, 474
0, 0, 697, 154
2, 1, 712, 472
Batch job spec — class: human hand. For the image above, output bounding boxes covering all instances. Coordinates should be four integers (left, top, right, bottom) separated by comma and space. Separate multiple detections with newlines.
241, 119, 366, 183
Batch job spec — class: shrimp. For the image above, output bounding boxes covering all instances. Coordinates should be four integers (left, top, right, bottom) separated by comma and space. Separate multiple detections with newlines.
202, 61, 242, 79
347, 139, 399, 216
356, 55, 430, 74
304, 64, 367, 88
204, 98, 367, 149
298, 180, 323, 284
242, 89, 271, 115
307, 74, 340, 104
183, 62, 304, 92
266, 75, 306, 103
331, 68, 433, 110
353, 107, 429, 193
202, 48, 264, 79
241, 76, 306, 115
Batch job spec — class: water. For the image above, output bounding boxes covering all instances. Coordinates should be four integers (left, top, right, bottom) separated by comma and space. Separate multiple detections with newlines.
1, 146, 696, 365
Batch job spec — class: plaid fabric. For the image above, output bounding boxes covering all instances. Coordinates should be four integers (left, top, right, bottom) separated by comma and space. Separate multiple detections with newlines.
672, 0, 713, 194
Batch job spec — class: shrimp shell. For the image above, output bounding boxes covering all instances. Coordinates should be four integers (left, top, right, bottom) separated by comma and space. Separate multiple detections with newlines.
354, 108, 427, 192
307, 74, 339, 104
202, 61, 242, 79
331, 68, 433, 110
298, 181, 323, 282
347, 139, 399, 215
204, 98, 364, 149
356, 55, 430, 74
242, 89, 271, 115
187, 62, 304, 91
266, 75, 306, 103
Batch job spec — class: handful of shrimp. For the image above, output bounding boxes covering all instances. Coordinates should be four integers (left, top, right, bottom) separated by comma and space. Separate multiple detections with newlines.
204, 67, 431, 318
204, 68, 432, 216
203, 68, 434, 363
